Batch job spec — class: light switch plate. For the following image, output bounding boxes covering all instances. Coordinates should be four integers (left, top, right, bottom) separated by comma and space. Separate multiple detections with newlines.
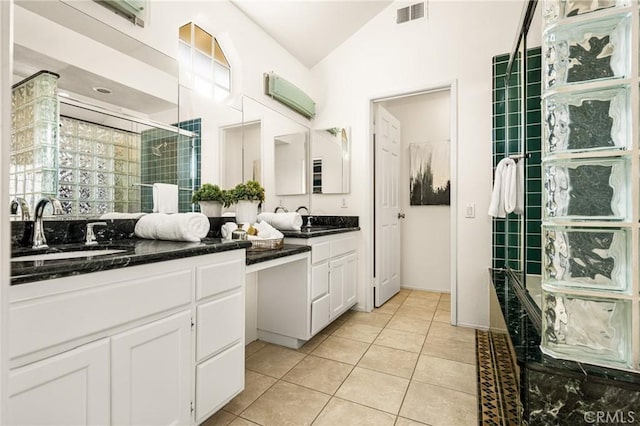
465, 203, 475, 218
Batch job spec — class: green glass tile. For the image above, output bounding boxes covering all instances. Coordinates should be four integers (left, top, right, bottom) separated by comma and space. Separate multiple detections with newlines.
495, 220, 506, 233
494, 140, 505, 154
508, 140, 520, 153
507, 247, 520, 260
495, 62, 508, 75
527, 262, 542, 275
527, 248, 541, 262
526, 207, 541, 220
527, 179, 541, 193
526, 220, 542, 234
527, 165, 541, 178
494, 246, 505, 259
494, 233, 506, 246
507, 220, 520, 233
508, 233, 520, 247
494, 115, 505, 128
526, 234, 541, 248
526, 124, 541, 138
526, 193, 541, 207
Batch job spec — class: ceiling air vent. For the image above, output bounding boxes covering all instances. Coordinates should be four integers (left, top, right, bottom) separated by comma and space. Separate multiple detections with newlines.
411, 2, 425, 20
396, 6, 410, 24
397, 2, 425, 24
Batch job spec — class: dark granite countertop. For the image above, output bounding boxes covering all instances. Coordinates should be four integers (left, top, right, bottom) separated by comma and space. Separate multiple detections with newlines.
490, 269, 640, 388
246, 244, 311, 265
281, 226, 360, 238
11, 238, 251, 286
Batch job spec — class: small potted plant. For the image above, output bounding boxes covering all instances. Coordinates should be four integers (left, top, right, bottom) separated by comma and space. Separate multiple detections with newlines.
192, 183, 229, 217
230, 180, 265, 224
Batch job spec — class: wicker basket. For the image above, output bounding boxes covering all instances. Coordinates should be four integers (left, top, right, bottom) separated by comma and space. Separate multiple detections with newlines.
249, 238, 284, 251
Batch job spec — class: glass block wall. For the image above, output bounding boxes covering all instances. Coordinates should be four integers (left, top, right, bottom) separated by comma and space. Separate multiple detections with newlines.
539, 0, 638, 371
140, 118, 201, 213
492, 48, 543, 275
9, 71, 59, 212
58, 116, 141, 216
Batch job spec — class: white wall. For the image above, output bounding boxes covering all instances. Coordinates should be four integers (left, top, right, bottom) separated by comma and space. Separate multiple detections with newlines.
311, 0, 523, 327
382, 91, 451, 293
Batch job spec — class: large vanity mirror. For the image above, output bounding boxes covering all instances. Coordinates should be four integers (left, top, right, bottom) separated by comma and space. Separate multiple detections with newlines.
311, 127, 350, 194
9, 1, 207, 219
220, 96, 310, 213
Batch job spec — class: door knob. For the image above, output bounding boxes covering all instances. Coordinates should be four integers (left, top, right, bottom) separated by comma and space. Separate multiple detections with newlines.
398, 213, 406, 219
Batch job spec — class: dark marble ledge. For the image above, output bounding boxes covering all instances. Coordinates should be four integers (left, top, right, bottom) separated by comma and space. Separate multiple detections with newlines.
11, 238, 251, 286
246, 244, 311, 265
490, 269, 640, 389
281, 226, 360, 238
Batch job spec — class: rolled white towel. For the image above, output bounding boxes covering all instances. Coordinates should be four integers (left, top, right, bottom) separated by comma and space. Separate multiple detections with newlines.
254, 220, 284, 239
134, 213, 210, 242
221, 222, 238, 239
100, 212, 147, 220
256, 212, 302, 231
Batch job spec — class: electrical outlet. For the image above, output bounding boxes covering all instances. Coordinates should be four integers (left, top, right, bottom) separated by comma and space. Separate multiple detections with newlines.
341, 198, 348, 208
465, 203, 475, 218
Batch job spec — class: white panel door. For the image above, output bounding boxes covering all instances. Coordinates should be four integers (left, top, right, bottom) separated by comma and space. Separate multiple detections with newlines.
111, 311, 192, 426
375, 104, 402, 307
8, 339, 110, 426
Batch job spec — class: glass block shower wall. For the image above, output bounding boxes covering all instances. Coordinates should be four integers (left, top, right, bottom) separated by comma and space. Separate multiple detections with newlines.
492, 48, 543, 274
9, 71, 60, 211
58, 116, 141, 216
140, 118, 201, 213
539, 1, 639, 372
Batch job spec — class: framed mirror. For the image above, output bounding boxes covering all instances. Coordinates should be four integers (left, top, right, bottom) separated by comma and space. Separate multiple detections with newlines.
234, 96, 310, 213
311, 127, 350, 194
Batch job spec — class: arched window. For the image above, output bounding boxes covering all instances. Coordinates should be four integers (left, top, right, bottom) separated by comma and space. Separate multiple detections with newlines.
178, 22, 231, 101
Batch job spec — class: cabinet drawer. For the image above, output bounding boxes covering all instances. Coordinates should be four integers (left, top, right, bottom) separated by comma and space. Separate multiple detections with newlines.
196, 342, 244, 423
9, 269, 192, 360
311, 262, 329, 300
312, 241, 331, 264
331, 236, 357, 258
311, 294, 330, 336
196, 258, 244, 300
196, 291, 243, 361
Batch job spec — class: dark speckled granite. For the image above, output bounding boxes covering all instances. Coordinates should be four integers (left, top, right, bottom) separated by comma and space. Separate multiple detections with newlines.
10, 216, 358, 286
11, 238, 251, 285
490, 270, 640, 424
246, 244, 311, 265
282, 226, 360, 238
11, 219, 137, 248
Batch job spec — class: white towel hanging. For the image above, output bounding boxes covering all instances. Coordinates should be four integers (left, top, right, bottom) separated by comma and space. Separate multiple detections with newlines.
489, 158, 512, 217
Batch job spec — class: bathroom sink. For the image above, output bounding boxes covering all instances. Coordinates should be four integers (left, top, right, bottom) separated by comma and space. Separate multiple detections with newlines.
12, 249, 128, 262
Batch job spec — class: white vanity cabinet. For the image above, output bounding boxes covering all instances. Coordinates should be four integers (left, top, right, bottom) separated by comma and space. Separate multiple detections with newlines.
286, 232, 359, 337
7, 249, 246, 426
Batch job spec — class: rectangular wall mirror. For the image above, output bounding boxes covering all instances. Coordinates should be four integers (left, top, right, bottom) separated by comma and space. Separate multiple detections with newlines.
311, 127, 350, 194
274, 132, 308, 195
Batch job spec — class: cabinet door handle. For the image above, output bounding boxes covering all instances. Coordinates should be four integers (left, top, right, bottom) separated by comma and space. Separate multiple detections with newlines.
398, 213, 406, 219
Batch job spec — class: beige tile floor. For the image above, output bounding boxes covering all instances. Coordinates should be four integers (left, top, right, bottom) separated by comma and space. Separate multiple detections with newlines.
203, 289, 478, 426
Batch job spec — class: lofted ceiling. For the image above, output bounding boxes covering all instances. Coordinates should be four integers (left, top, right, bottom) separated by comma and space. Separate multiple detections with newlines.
230, 0, 394, 68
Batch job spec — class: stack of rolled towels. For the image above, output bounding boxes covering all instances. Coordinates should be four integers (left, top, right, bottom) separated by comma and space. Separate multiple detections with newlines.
256, 212, 303, 231
134, 212, 210, 242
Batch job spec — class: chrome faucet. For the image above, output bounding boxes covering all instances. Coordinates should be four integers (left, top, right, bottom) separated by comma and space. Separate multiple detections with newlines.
295, 206, 309, 215
32, 196, 63, 249
85, 222, 107, 246
274, 206, 288, 213
10, 197, 31, 220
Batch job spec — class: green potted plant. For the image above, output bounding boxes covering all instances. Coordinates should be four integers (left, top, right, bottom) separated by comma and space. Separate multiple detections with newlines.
192, 183, 229, 217
230, 180, 265, 224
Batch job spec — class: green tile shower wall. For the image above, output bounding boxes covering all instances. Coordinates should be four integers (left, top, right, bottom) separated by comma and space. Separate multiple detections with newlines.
492, 48, 542, 275
140, 118, 201, 213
